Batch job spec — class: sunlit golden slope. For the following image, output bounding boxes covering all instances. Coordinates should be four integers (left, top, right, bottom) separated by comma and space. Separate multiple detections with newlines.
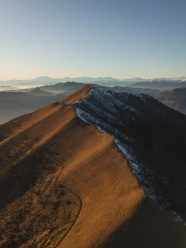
0, 86, 144, 247
0, 85, 185, 248
0, 85, 144, 247
57, 126, 144, 248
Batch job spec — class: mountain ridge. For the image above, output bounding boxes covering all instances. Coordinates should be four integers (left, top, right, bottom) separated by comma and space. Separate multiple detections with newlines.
60, 84, 186, 221
0, 84, 186, 247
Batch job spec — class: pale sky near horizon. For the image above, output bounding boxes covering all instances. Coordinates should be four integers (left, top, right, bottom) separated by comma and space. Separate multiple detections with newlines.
0, 0, 186, 80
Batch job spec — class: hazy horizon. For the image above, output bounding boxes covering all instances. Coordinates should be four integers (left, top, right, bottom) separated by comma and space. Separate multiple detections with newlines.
0, 75, 186, 82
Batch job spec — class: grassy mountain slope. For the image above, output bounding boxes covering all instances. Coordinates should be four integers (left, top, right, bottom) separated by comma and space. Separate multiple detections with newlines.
0, 85, 186, 248
0, 85, 144, 248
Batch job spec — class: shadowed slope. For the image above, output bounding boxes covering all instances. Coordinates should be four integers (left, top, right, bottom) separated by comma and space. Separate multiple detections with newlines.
102, 199, 186, 248
155, 87, 186, 114
74, 85, 186, 221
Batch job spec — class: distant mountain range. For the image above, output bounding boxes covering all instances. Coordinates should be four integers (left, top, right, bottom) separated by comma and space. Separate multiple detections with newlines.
0, 76, 130, 87
1, 76, 186, 88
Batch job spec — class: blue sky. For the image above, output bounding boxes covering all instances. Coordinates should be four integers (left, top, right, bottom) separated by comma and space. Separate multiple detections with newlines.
0, 0, 186, 80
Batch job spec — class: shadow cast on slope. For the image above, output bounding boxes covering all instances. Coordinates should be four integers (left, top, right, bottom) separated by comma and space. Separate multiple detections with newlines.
102, 199, 186, 248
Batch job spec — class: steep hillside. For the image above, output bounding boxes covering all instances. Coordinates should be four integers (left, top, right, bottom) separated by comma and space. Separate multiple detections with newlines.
0, 85, 144, 247
102, 199, 186, 248
72, 85, 186, 220
0, 85, 186, 248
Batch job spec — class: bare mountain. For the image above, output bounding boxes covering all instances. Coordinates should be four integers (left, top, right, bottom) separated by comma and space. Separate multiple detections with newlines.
27, 87, 54, 96
72, 85, 186, 219
155, 88, 186, 114
0, 85, 186, 247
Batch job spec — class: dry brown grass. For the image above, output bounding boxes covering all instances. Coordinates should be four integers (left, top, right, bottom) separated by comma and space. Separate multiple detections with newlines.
0, 85, 145, 248
56, 124, 145, 248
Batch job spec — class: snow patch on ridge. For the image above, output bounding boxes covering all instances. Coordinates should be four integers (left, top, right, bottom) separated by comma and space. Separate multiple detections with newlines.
58, 84, 186, 225
114, 139, 168, 204
114, 139, 186, 226
75, 108, 129, 141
